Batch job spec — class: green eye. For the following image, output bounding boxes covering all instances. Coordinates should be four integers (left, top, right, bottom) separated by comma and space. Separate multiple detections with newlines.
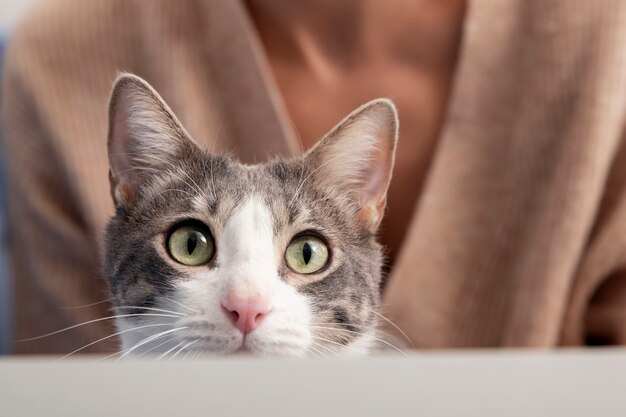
167, 224, 214, 266
285, 235, 329, 274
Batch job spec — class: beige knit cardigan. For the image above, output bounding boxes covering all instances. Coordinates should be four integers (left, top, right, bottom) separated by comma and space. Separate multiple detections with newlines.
2, 0, 626, 353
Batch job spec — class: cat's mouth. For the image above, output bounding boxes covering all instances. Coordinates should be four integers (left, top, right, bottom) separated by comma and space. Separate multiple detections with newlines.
232, 345, 251, 354
231, 335, 260, 355
231, 336, 249, 354
226, 333, 307, 356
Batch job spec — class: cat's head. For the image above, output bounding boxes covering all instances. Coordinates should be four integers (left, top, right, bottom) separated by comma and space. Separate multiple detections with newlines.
105, 74, 398, 357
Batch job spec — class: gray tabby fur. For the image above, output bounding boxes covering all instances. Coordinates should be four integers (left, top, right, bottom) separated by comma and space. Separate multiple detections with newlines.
105, 74, 399, 356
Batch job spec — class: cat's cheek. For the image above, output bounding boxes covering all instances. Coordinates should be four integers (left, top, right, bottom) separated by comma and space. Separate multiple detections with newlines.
164, 275, 246, 354
171, 271, 224, 315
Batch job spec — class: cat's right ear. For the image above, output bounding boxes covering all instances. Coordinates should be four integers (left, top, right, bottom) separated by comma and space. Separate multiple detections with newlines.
107, 73, 199, 208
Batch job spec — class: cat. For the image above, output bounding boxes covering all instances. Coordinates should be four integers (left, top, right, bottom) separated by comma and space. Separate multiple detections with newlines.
105, 73, 399, 357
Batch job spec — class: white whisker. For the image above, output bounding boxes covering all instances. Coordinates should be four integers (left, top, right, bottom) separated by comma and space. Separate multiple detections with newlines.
152, 188, 198, 199
310, 335, 366, 356
312, 340, 338, 355
111, 151, 205, 197
159, 295, 199, 314
370, 310, 415, 348
118, 327, 188, 360
60, 298, 114, 310
16, 313, 183, 342
307, 342, 329, 358
112, 306, 187, 317
100, 332, 175, 361
183, 343, 199, 360
156, 341, 186, 361
170, 340, 199, 361
288, 155, 340, 207
98, 350, 126, 361
138, 338, 177, 357
309, 325, 407, 356
59, 323, 172, 360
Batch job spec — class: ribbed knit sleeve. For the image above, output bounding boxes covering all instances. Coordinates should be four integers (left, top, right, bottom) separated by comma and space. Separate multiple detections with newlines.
384, 0, 626, 347
1, 26, 114, 353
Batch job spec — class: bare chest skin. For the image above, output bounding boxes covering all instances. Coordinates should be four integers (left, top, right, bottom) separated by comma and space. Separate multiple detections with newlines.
246, 0, 467, 264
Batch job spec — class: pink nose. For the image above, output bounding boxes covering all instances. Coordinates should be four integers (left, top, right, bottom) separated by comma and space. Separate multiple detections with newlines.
221, 295, 272, 334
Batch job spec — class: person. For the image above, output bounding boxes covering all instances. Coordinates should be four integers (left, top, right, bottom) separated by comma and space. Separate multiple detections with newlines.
2, 0, 626, 354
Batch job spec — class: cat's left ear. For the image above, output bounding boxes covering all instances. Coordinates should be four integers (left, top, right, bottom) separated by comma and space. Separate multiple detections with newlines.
304, 99, 398, 231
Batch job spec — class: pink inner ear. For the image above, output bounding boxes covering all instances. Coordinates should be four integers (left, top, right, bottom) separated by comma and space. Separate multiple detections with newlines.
356, 135, 394, 228
109, 98, 135, 178
361, 142, 392, 203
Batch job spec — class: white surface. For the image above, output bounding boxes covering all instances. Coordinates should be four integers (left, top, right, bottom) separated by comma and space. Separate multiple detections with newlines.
1, 350, 625, 417
0, 0, 36, 33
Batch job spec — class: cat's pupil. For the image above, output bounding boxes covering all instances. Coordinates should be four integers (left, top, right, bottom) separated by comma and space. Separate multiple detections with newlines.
303, 242, 312, 264
187, 233, 199, 255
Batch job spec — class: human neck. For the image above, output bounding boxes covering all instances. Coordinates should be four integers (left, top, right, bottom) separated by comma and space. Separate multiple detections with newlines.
245, 0, 467, 69
245, 0, 364, 67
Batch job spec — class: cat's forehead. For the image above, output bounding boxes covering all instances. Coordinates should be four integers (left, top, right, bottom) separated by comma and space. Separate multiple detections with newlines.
204, 156, 298, 195
139, 154, 357, 243
182, 157, 308, 230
